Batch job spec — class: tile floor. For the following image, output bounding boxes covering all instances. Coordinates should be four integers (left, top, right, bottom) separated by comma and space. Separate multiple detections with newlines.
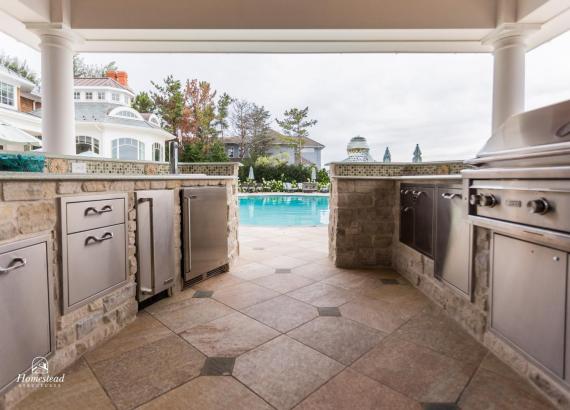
16, 226, 555, 410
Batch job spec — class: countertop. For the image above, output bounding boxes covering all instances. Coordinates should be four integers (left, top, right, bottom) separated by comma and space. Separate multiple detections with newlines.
0, 172, 237, 181
332, 174, 462, 180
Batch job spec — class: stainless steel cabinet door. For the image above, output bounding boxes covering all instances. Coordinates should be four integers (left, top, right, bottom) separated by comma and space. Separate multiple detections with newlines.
67, 224, 126, 307
413, 186, 434, 257
491, 234, 567, 377
183, 187, 229, 281
436, 187, 470, 294
136, 190, 175, 301
0, 237, 53, 393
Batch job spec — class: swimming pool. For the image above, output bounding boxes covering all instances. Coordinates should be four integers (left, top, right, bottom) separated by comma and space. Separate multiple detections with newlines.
239, 195, 330, 226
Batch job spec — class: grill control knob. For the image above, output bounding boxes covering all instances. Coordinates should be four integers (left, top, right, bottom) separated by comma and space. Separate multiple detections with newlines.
469, 194, 481, 206
527, 198, 550, 215
479, 194, 497, 208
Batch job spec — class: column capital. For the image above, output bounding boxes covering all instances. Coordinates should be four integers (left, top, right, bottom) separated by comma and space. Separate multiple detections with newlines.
25, 22, 83, 48
482, 23, 540, 50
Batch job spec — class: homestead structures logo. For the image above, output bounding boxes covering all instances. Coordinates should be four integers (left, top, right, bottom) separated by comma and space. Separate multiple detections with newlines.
16, 357, 65, 388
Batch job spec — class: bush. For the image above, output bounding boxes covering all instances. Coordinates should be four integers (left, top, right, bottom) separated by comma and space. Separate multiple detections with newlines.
239, 156, 321, 183
180, 139, 229, 162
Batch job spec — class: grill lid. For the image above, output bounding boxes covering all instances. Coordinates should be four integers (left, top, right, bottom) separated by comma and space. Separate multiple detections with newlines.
466, 99, 570, 168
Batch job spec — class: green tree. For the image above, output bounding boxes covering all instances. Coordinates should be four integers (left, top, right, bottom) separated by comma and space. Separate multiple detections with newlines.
214, 93, 233, 138
131, 92, 155, 113
183, 79, 217, 143
0, 54, 39, 84
276, 107, 318, 164
230, 99, 253, 158
73, 55, 117, 78
248, 104, 272, 160
150, 75, 185, 135
208, 139, 229, 162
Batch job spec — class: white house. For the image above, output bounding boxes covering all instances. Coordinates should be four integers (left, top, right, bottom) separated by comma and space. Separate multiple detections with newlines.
0, 69, 173, 161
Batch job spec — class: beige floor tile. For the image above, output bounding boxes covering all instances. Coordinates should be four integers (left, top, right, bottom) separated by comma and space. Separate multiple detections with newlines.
193, 272, 243, 291
394, 308, 487, 367
288, 317, 385, 365
180, 312, 279, 357
91, 334, 205, 410
287, 282, 354, 307
146, 297, 235, 333
85, 312, 172, 364
234, 335, 344, 410
351, 336, 473, 403
15, 359, 114, 410
294, 368, 421, 410
212, 282, 280, 309
339, 296, 423, 333
479, 353, 522, 381
458, 368, 555, 410
292, 262, 341, 281
230, 262, 276, 280
242, 295, 318, 332
138, 376, 272, 410
323, 271, 384, 291
253, 273, 315, 293
261, 255, 309, 270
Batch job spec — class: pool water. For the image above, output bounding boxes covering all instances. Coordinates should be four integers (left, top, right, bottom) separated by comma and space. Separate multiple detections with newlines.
239, 195, 330, 226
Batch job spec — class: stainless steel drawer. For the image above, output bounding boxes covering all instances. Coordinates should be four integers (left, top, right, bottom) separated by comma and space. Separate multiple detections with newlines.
66, 197, 125, 234
0, 235, 54, 394
66, 224, 127, 308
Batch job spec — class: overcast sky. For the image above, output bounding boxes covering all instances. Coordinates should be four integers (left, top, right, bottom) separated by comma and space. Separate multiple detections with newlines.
1, 31, 569, 164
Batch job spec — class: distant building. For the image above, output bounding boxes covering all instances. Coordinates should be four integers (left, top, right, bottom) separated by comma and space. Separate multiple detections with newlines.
223, 129, 325, 168
0, 68, 173, 161
342, 136, 375, 162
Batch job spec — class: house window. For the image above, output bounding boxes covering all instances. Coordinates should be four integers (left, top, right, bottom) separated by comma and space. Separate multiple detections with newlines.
0, 81, 15, 107
97, 92, 105, 100
85, 92, 93, 100
76, 136, 100, 155
74, 91, 81, 100
228, 147, 234, 158
112, 138, 145, 160
112, 93, 120, 102
152, 142, 164, 162
115, 110, 138, 119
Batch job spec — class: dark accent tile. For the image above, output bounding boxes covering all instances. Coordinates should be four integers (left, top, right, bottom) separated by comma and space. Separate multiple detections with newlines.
201, 357, 236, 376
318, 307, 341, 317
275, 268, 292, 274
381, 278, 400, 285
193, 290, 214, 298
422, 403, 459, 410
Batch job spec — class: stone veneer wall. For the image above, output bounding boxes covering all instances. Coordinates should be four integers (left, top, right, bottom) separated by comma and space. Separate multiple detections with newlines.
329, 178, 395, 268
0, 176, 239, 408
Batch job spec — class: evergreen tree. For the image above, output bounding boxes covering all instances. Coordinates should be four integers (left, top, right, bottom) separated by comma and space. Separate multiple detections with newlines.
383, 147, 391, 163
73, 55, 117, 78
150, 75, 185, 135
131, 92, 155, 113
0, 54, 39, 85
276, 107, 318, 164
413, 144, 422, 163
214, 93, 233, 138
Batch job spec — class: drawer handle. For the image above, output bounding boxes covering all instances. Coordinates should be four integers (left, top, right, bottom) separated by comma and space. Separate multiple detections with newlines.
441, 193, 462, 200
84, 205, 113, 216
85, 232, 114, 245
0, 257, 27, 274
402, 206, 413, 212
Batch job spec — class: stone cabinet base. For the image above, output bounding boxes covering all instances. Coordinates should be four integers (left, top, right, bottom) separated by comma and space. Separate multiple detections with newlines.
0, 175, 239, 409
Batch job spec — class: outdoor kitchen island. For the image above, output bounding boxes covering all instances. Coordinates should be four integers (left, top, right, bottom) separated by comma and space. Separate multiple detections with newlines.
0, 165, 239, 408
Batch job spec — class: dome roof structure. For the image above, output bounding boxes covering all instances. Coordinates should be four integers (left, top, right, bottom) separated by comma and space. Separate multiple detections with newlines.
343, 136, 375, 162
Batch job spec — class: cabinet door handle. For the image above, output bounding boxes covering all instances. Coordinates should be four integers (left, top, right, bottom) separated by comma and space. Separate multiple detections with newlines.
402, 206, 413, 212
441, 193, 462, 200
85, 232, 114, 245
84, 205, 113, 215
0, 257, 27, 274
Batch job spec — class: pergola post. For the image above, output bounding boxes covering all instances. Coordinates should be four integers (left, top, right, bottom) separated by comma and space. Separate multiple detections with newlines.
484, 23, 539, 131
29, 25, 77, 155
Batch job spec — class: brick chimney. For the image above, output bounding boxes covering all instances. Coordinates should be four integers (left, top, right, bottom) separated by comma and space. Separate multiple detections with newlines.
105, 70, 128, 87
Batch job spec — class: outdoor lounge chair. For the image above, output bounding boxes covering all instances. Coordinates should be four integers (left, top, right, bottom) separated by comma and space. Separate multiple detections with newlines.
302, 182, 318, 193
284, 182, 295, 192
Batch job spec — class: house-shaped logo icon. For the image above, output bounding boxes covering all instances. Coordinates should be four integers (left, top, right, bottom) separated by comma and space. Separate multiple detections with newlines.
31, 357, 49, 375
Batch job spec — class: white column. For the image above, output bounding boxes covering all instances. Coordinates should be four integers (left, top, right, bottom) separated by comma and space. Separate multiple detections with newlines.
38, 29, 76, 155
484, 24, 539, 131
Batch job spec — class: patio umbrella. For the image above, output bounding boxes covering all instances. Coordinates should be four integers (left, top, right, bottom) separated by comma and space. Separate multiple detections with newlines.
248, 166, 255, 180
311, 167, 317, 181
0, 123, 42, 147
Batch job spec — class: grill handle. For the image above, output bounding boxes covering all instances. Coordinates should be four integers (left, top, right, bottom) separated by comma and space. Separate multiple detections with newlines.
441, 193, 462, 200
0, 257, 27, 274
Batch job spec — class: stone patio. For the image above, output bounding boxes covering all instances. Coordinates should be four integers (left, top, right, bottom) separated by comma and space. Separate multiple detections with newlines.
16, 226, 555, 410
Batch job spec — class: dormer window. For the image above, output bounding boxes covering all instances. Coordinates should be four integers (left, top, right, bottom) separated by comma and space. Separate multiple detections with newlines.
112, 93, 120, 102
109, 106, 144, 121
147, 114, 160, 126
116, 110, 137, 118
74, 91, 80, 100
97, 92, 105, 100
85, 92, 93, 100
